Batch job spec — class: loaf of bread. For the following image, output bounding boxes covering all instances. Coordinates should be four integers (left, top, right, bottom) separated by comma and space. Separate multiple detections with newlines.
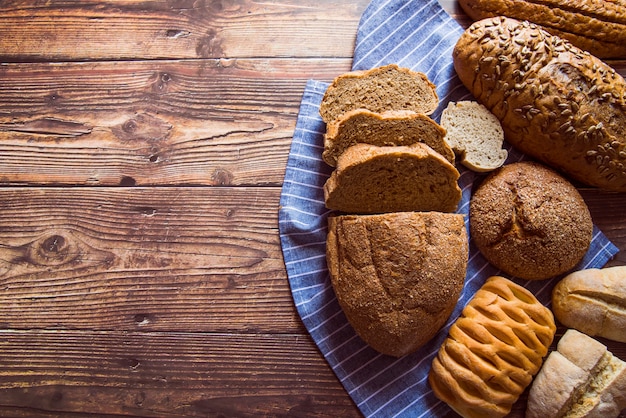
458, 0, 626, 59
440, 100, 507, 172
326, 211, 468, 357
324, 143, 462, 214
319, 64, 438, 123
526, 329, 626, 418
428, 276, 556, 418
470, 161, 592, 280
453, 16, 626, 192
552, 266, 626, 343
322, 109, 454, 167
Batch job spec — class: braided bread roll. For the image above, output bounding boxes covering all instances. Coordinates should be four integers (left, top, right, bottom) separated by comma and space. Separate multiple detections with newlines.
428, 276, 556, 418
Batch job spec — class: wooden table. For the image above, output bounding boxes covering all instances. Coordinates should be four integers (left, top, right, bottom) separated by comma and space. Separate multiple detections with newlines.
0, 1, 624, 417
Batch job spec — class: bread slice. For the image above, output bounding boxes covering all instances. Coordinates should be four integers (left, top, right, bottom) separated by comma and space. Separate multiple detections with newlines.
319, 64, 439, 123
326, 211, 468, 357
526, 329, 626, 418
440, 100, 507, 172
322, 109, 454, 167
323, 143, 462, 214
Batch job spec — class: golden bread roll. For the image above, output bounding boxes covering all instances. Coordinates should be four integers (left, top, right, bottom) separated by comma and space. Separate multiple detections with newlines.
429, 276, 556, 418
552, 266, 626, 343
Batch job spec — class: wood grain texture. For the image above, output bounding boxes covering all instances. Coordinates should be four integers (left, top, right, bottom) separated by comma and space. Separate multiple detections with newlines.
0, 0, 368, 61
0, 187, 304, 333
0, 330, 359, 417
0, 0, 624, 417
0, 59, 351, 186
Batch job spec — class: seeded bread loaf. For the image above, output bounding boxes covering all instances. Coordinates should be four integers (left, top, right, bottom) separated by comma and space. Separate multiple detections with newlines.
440, 100, 507, 172
326, 211, 468, 357
453, 16, 626, 192
429, 276, 556, 418
552, 266, 626, 343
458, 0, 626, 59
324, 143, 462, 214
319, 64, 438, 123
526, 329, 626, 418
322, 109, 454, 167
470, 161, 592, 280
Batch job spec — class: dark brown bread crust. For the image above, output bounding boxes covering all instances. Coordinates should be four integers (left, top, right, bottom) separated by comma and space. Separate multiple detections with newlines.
470, 161, 593, 280
326, 212, 468, 357
459, 0, 626, 58
453, 17, 626, 192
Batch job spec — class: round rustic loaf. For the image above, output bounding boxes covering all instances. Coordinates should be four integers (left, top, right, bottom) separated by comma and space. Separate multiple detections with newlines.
453, 16, 626, 192
326, 211, 468, 357
470, 161, 592, 280
429, 275, 556, 418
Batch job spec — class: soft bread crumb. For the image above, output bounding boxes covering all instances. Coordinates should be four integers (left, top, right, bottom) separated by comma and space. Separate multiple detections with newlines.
441, 100, 507, 172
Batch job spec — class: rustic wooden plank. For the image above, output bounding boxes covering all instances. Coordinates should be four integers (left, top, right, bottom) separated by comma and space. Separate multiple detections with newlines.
0, 58, 351, 186
0, 329, 359, 417
0, 0, 369, 62
0, 186, 305, 333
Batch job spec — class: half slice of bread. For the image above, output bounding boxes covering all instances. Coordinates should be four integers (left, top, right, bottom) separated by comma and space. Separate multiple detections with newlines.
440, 100, 507, 172
327, 211, 468, 357
526, 329, 626, 418
322, 109, 454, 167
324, 143, 461, 214
319, 64, 439, 123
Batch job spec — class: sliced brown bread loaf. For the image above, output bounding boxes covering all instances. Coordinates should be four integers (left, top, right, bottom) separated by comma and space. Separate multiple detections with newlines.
324, 143, 462, 214
322, 109, 454, 167
440, 101, 507, 172
327, 211, 468, 357
319, 64, 439, 123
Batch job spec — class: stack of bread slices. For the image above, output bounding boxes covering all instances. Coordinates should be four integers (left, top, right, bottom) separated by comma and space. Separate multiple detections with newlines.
321, 64, 469, 357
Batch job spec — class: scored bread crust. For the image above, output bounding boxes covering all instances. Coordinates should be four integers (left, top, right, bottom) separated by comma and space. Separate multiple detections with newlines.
428, 276, 556, 418
319, 64, 439, 123
324, 143, 462, 214
552, 266, 626, 343
322, 109, 454, 167
453, 16, 626, 192
326, 211, 468, 357
469, 161, 592, 280
458, 0, 626, 58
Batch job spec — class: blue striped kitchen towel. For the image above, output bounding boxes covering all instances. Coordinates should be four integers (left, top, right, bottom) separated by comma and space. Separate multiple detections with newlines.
278, 0, 620, 416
